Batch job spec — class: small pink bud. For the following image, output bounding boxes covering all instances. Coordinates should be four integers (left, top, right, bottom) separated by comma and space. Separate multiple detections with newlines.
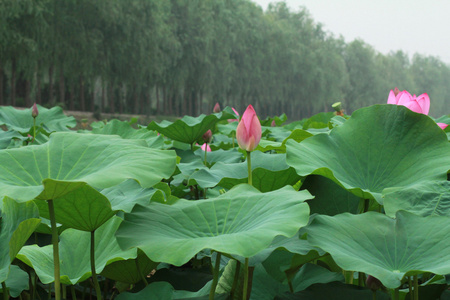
32, 103, 39, 118
366, 275, 382, 291
236, 105, 261, 152
201, 143, 211, 152
203, 129, 212, 143
271, 120, 276, 127
213, 103, 221, 113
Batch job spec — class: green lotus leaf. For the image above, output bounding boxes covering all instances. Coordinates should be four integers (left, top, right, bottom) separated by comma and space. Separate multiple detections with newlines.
306, 211, 450, 288
286, 105, 450, 203
256, 129, 313, 153
189, 152, 301, 192
91, 119, 164, 148
116, 184, 312, 266
193, 148, 242, 165
0, 265, 29, 298
291, 263, 344, 292
17, 217, 136, 285
302, 112, 335, 129
101, 179, 157, 213
0, 131, 24, 149
35, 182, 115, 231
275, 282, 390, 300
115, 281, 174, 300
0, 105, 76, 133
383, 181, 450, 218
101, 250, 158, 284
301, 175, 360, 215
147, 109, 235, 144
0, 132, 177, 202
0, 197, 41, 283
217, 122, 238, 136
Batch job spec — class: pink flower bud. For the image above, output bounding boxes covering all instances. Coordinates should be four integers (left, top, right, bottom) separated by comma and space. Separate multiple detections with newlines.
236, 105, 261, 152
213, 102, 221, 113
387, 90, 430, 115
366, 275, 382, 291
228, 107, 240, 123
203, 129, 212, 143
201, 143, 211, 152
271, 120, 276, 127
32, 103, 39, 118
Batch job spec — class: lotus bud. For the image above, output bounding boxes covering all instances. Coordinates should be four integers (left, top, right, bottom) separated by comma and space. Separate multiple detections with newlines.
213, 102, 221, 113
236, 105, 261, 152
32, 103, 39, 118
228, 107, 240, 123
366, 275, 382, 291
203, 129, 212, 143
271, 120, 276, 127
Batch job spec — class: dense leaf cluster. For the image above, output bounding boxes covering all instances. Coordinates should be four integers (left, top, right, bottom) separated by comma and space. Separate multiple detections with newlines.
1, 0, 450, 119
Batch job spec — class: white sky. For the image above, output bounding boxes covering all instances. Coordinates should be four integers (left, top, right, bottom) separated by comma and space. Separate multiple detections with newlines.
253, 0, 450, 64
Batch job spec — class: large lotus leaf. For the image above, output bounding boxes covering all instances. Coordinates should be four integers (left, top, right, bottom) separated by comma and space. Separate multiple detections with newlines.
147, 109, 235, 144
0, 197, 41, 283
0, 105, 76, 133
101, 250, 158, 284
0, 265, 29, 298
100, 179, 157, 213
116, 184, 312, 266
306, 211, 450, 288
35, 182, 115, 231
302, 112, 335, 129
0, 131, 25, 149
301, 175, 360, 215
383, 181, 450, 218
286, 105, 450, 203
189, 151, 301, 192
0, 132, 177, 202
291, 263, 344, 292
256, 129, 313, 153
17, 217, 136, 285
91, 119, 163, 148
275, 281, 390, 300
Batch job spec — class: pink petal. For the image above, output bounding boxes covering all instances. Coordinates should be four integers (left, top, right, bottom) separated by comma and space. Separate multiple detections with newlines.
201, 143, 211, 152
437, 123, 448, 130
387, 90, 398, 104
415, 93, 430, 115
396, 91, 413, 106
404, 101, 424, 114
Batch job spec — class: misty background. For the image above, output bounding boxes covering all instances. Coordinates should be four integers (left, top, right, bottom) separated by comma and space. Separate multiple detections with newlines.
1, 0, 449, 120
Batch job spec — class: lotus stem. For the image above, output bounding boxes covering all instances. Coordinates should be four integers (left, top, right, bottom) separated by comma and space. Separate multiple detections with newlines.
413, 275, 419, 300
242, 258, 249, 300
2, 281, 8, 300
62, 284, 66, 300
135, 259, 148, 286
372, 290, 376, 300
48, 200, 61, 300
90, 231, 102, 300
247, 152, 252, 186
231, 260, 241, 299
204, 143, 208, 165
209, 252, 222, 300
71, 286, 76, 300
394, 287, 399, 300
408, 276, 413, 298
33, 118, 36, 143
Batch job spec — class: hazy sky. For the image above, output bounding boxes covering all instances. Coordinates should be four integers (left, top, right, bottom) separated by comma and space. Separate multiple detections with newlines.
253, 0, 450, 64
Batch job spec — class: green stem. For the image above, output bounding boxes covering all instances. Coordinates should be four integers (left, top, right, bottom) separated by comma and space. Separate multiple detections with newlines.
135, 259, 148, 286
70, 286, 76, 300
372, 290, 376, 300
413, 275, 419, 300
232, 133, 235, 148
48, 200, 61, 300
209, 252, 222, 300
33, 117, 36, 143
242, 258, 249, 300
204, 143, 208, 165
247, 151, 252, 186
230, 260, 241, 299
394, 287, 399, 300
2, 281, 9, 300
408, 276, 413, 299
90, 231, 102, 300
62, 284, 66, 300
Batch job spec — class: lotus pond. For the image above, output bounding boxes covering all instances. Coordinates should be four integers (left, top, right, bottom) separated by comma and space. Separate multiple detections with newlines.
1, 103, 450, 300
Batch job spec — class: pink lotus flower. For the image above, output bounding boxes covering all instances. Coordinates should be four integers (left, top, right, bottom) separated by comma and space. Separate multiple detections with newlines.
213, 103, 221, 113
236, 105, 261, 152
32, 103, 39, 118
228, 107, 240, 123
387, 89, 447, 129
387, 90, 430, 115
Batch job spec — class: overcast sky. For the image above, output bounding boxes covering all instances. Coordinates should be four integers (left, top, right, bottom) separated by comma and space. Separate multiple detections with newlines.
252, 0, 450, 64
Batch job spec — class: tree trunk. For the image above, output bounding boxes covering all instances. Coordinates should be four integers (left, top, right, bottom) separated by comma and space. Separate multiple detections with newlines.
49, 63, 54, 106
0, 60, 3, 105
11, 58, 16, 106
162, 86, 167, 115
182, 88, 187, 116
79, 76, 85, 111
118, 85, 123, 114
101, 82, 106, 113
90, 89, 95, 113
59, 65, 65, 105
69, 84, 75, 110
133, 86, 139, 114
36, 69, 41, 104
109, 83, 115, 114
25, 79, 31, 107
156, 85, 160, 115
